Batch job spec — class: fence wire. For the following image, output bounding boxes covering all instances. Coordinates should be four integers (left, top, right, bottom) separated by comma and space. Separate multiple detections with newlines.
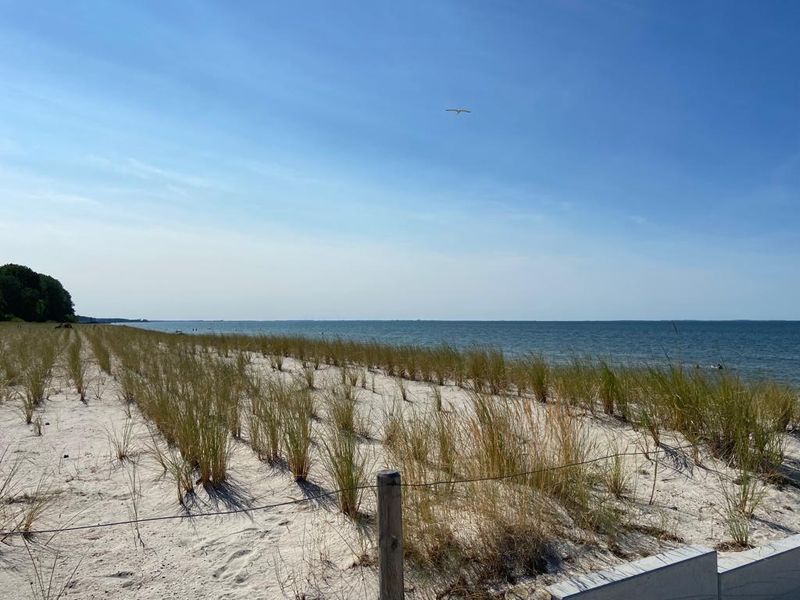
0, 442, 698, 538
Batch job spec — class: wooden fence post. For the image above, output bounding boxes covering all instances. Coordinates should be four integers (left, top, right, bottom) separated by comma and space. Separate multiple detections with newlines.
377, 469, 404, 600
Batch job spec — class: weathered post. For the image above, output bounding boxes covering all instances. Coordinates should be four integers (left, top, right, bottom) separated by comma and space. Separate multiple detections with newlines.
377, 469, 404, 600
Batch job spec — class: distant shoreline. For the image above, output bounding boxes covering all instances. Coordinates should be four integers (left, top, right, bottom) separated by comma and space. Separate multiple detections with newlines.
121, 318, 798, 323
77, 316, 149, 324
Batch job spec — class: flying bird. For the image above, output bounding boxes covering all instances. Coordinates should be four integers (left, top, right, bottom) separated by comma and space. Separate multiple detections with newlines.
445, 108, 471, 115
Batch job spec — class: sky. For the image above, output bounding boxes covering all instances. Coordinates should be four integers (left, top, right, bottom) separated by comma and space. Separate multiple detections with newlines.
0, 0, 798, 320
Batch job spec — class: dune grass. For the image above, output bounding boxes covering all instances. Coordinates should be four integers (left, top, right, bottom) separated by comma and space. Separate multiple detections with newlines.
0, 445, 22, 533
0, 326, 62, 424
97, 326, 799, 466
66, 335, 87, 402
430, 384, 443, 412
95, 325, 796, 479
282, 385, 314, 482
14, 474, 56, 539
603, 441, 631, 499
248, 377, 285, 463
6, 323, 794, 595
19, 331, 59, 415
23, 538, 82, 600
321, 426, 369, 517
84, 328, 112, 374
528, 354, 550, 403
385, 393, 604, 589
107, 418, 135, 462
301, 365, 316, 390
108, 343, 235, 489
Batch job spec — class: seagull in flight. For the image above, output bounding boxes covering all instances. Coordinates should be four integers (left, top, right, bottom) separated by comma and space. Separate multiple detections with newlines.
445, 108, 471, 115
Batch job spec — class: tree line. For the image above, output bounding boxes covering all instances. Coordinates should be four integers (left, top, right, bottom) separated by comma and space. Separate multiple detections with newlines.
0, 264, 76, 322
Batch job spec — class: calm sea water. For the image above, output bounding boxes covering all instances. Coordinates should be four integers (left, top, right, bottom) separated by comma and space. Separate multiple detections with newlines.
126, 321, 800, 386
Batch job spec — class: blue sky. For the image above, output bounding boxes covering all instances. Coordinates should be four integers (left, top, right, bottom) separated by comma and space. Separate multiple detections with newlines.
1, 1, 798, 319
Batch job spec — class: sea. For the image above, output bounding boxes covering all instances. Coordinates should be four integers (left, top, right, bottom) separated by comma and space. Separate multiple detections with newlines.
125, 320, 800, 386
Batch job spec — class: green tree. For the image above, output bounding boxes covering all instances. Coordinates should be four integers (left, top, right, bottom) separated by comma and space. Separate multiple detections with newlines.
40, 274, 74, 321
0, 264, 75, 322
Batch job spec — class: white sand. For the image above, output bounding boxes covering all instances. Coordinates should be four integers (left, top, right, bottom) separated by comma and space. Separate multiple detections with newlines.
1, 352, 799, 599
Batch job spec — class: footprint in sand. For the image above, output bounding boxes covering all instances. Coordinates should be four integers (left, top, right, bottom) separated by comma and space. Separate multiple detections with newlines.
212, 548, 252, 581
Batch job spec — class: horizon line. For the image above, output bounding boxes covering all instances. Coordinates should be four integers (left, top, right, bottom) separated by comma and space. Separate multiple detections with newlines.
106, 318, 800, 323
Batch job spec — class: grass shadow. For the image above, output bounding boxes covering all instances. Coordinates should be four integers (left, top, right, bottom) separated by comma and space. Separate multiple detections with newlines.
296, 479, 337, 510
202, 476, 253, 512
657, 442, 694, 476
773, 456, 800, 490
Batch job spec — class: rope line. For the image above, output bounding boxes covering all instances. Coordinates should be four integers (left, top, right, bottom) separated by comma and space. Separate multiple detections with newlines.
0, 443, 696, 537
401, 444, 696, 488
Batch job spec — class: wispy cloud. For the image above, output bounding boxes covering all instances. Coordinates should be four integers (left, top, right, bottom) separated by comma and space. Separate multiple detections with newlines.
0, 166, 104, 209
84, 155, 213, 189
235, 159, 338, 188
24, 192, 103, 208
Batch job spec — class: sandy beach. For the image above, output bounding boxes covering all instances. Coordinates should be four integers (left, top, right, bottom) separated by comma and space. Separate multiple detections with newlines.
2, 328, 799, 599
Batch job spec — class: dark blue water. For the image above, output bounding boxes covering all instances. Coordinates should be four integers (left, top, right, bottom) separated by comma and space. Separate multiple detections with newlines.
126, 321, 800, 386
